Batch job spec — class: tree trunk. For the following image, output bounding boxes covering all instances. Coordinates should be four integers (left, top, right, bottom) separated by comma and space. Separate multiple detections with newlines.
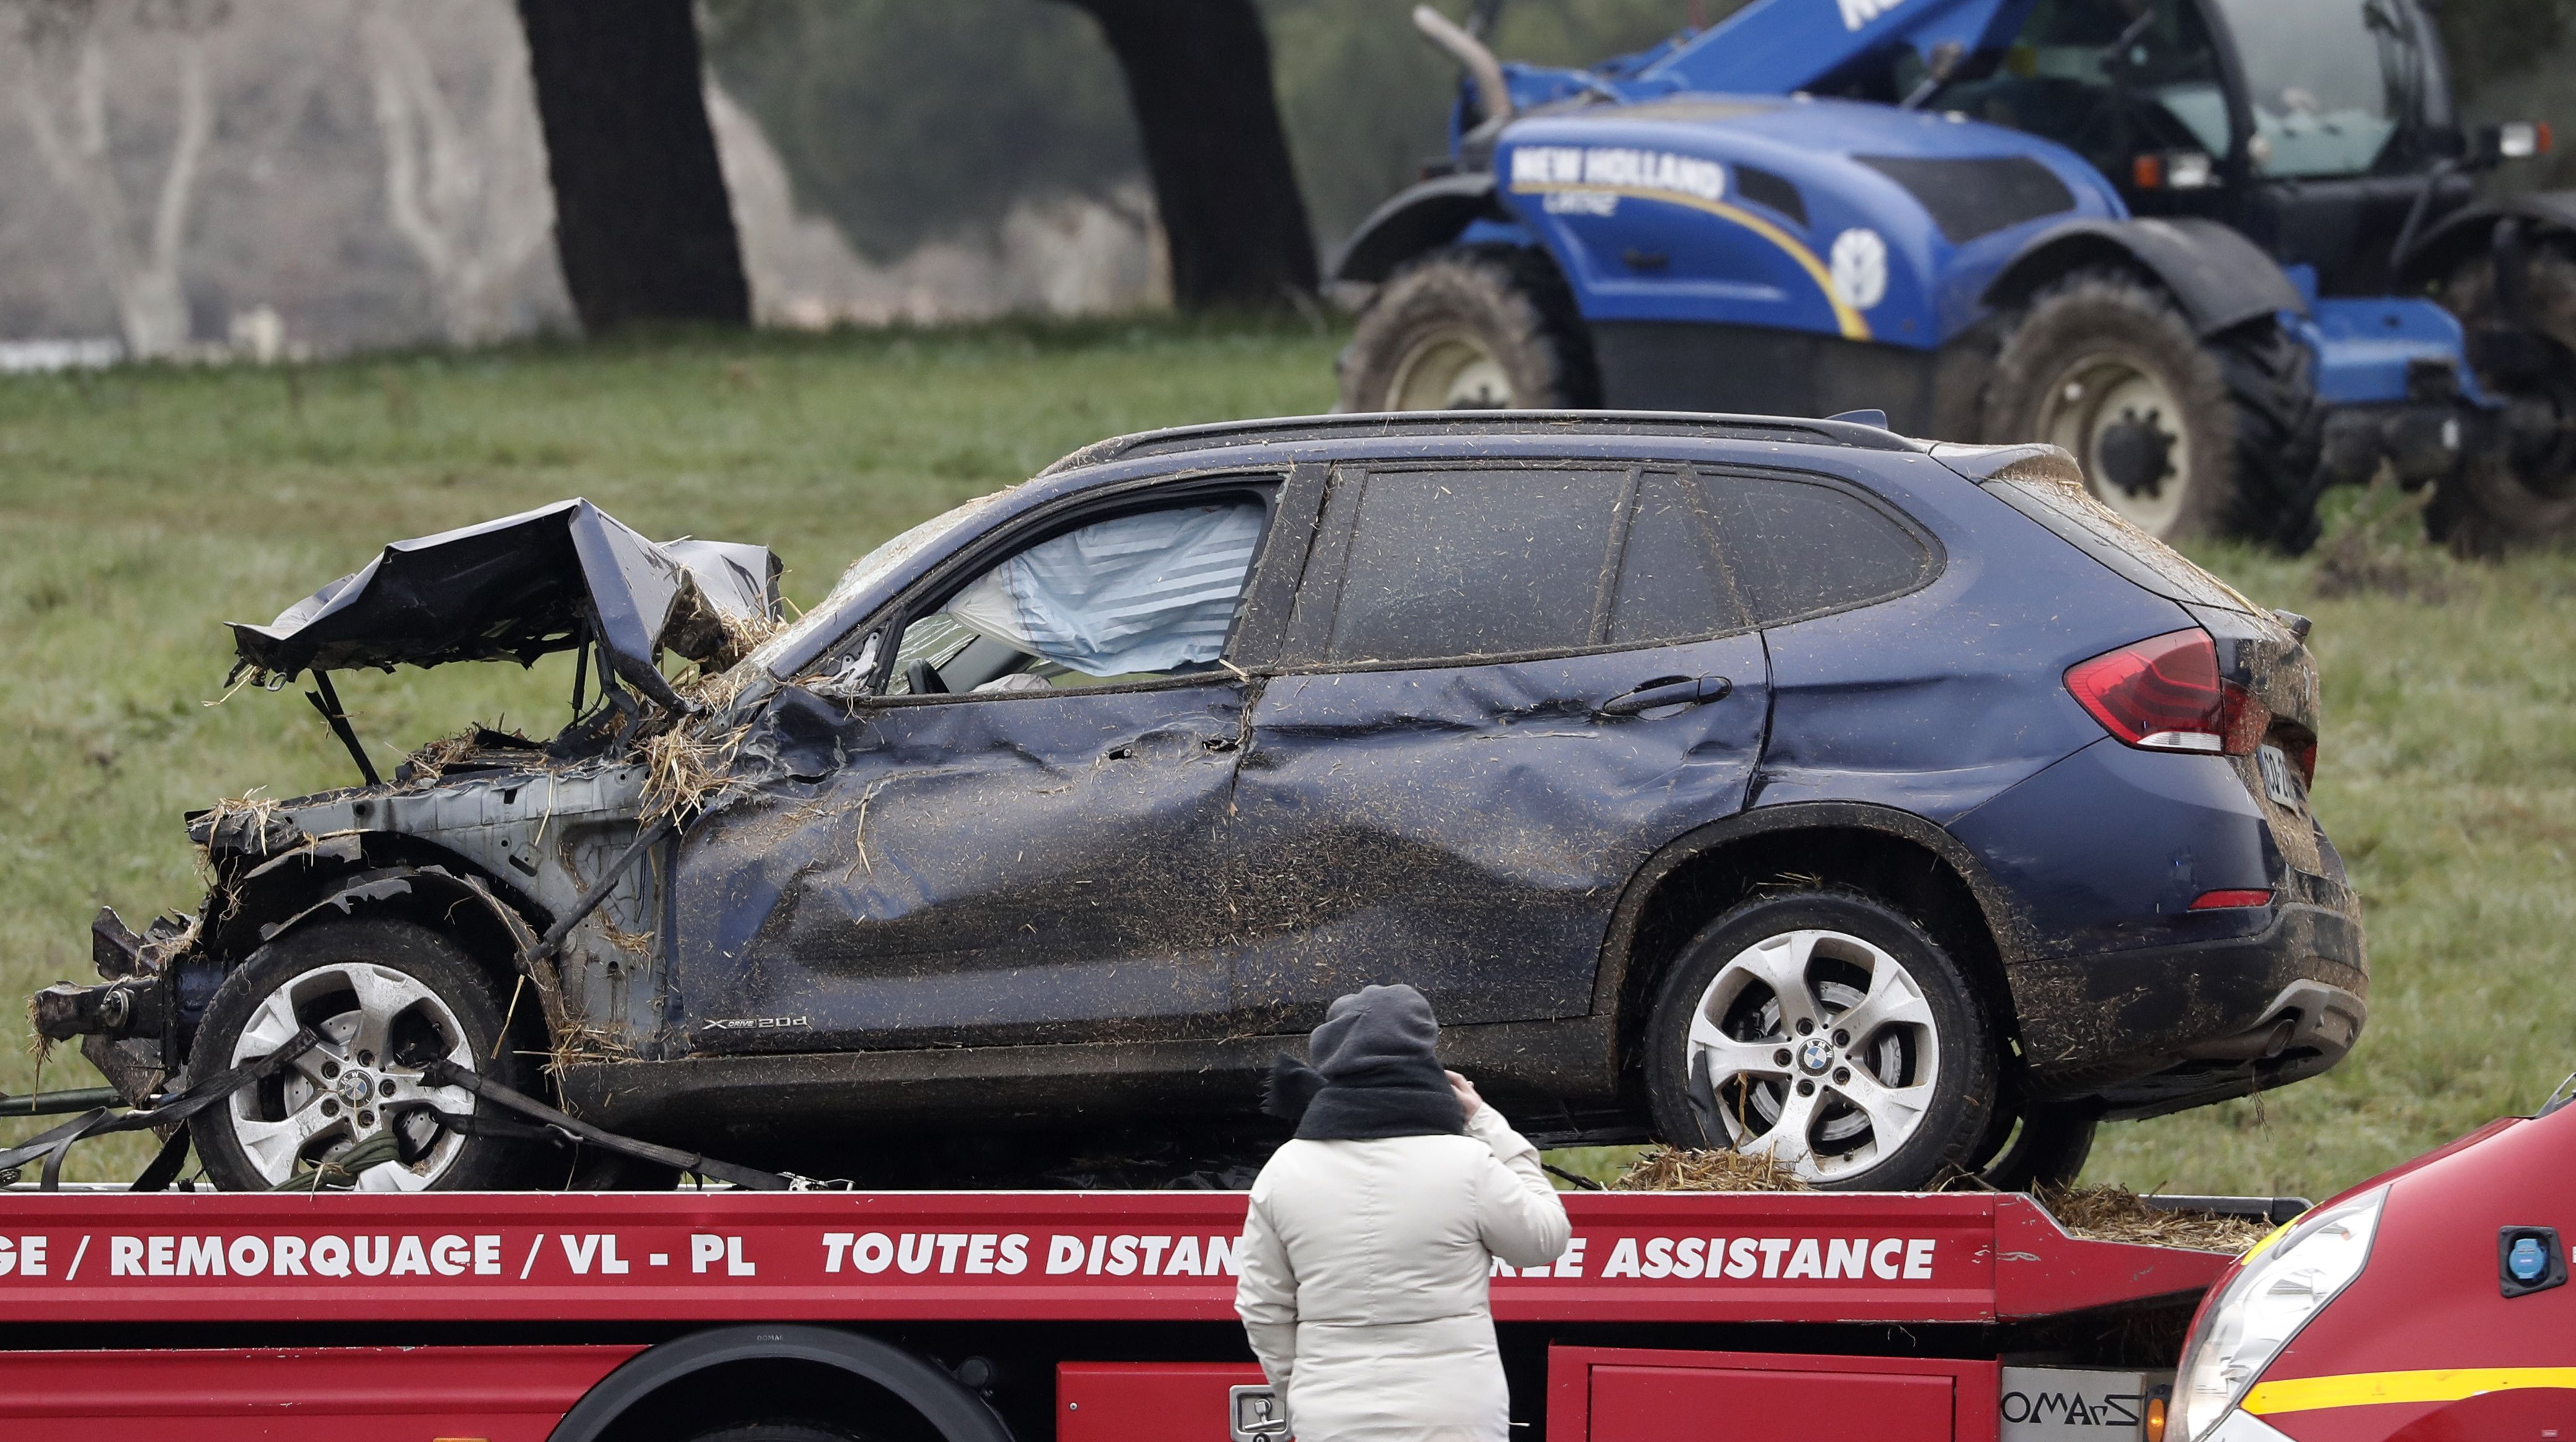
1052, 0, 1317, 309
13, 28, 211, 359
365, 1, 556, 344
515, 0, 748, 330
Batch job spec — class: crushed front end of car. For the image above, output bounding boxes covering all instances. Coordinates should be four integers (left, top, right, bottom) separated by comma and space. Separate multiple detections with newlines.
29, 500, 779, 1168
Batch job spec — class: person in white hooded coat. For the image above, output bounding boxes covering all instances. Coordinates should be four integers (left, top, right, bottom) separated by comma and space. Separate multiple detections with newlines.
1234, 984, 1571, 1442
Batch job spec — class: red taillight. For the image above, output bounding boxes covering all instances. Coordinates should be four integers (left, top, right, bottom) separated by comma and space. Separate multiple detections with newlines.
2190, 889, 2275, 910
2064, 629, 2265, 755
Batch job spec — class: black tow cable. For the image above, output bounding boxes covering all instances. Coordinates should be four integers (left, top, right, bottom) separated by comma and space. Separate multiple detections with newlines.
419, 1057, 791, 1192
0, 1029, 321, 1191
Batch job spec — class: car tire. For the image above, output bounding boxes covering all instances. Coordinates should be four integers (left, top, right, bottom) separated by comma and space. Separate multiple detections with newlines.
1644, 891, 1998, 1192
1976, 1099, 2099, 1192
2432, 243, 2576, 554
1338, 247, 1599, 411
1984, 271, 2315, 547
188, 916, 549, 1192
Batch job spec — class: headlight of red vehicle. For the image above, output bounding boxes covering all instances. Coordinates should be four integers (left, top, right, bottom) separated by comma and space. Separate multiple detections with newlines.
2172, 1187, 2388, 1440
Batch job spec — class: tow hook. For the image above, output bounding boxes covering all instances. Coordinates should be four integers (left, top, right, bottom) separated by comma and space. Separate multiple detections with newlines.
30, 976, 167, 1041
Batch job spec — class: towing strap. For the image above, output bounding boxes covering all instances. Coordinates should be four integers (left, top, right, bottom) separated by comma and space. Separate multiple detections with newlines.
131, 1128, 193, 1194
269, 1130, 404, 1192
419, 1057, 792, 1191
0, 1023, 789, 1194
0, 1028, 320, 1191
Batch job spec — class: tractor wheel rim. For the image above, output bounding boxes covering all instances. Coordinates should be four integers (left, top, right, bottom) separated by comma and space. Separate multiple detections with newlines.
224, 961, 479, 1191
1387, 330, 1513, 410
2039, 353, 2194, 536
1683, 928, 1942, 1183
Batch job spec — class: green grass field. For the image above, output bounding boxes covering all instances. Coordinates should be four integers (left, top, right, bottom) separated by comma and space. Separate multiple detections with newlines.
2, 318, 2568, 1193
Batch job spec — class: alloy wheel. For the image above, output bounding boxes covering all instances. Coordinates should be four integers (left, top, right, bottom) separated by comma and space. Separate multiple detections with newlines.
1683, 928, 1944, 1184
222, 961, 481, 1190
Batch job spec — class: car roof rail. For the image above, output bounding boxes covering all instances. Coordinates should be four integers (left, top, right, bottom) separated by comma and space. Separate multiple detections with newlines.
1038, 408, 1923, 476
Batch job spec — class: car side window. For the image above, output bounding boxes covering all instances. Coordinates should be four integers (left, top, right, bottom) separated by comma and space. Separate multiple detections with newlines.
1607, 471, 1749, 645
1695, 470, 1932, 626
1325, 468, 1625, 665
884, 497, 1269, 696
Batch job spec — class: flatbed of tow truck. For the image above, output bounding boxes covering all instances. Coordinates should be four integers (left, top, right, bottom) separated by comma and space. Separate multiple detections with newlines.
0, 1186, 2261, 1442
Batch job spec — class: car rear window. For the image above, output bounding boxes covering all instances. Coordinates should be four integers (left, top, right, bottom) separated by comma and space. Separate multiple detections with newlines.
1327, 468, 1624, 662
1696, 472, 1933, 624
1608, 471, 1749, 644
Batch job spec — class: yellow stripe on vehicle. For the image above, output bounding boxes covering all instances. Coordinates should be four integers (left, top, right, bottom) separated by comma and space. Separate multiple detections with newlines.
2238, 1216, 2295, 1263
2245, 1368, 2576, 1415
1513, 182, 1874, 341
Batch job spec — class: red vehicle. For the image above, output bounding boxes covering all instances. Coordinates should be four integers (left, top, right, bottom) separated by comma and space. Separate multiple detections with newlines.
0, 1186, 2233, 1441
0, 1086, 2559, 1442
2172, 1082, 2576, 1442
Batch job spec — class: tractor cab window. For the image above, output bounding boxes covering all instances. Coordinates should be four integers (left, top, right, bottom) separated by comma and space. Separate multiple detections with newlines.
1931, 0, 2232, 181
886, 499, 1268, 696
2208, 0, 2425, 177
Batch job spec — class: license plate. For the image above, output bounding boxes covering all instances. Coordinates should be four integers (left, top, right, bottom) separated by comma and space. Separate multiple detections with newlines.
2258, 743, 2305, 811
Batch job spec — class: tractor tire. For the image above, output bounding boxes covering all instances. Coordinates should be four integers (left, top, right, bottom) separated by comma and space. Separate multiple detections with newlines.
2216, 320, 2326, 552
1643, 891, 1999, 1192
2432, 243, 2576, 555
1338, 247, 1599, 412
1983, 271, 2318, 548
188, 916, 551, 1192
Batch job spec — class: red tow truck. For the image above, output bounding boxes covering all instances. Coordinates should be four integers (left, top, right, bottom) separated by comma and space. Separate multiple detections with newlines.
0, 1185, 2234, 1442
3, 1086, 2565, 1442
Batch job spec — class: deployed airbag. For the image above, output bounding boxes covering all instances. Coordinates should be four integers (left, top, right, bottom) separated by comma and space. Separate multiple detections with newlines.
228, 499, 780, 712
944, 502, 1262, 676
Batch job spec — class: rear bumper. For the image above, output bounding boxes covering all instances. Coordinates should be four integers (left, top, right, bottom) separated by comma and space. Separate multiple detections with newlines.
2009, 882, 2368, 1121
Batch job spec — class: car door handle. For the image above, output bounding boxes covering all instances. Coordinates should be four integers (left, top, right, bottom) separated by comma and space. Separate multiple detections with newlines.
1597, 675, 1732, 717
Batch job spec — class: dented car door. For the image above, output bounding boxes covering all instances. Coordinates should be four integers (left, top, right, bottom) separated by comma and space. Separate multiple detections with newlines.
668, 683, 1254, 1051
1223, 465, 1772, 1031
665, 483, 1301, 1054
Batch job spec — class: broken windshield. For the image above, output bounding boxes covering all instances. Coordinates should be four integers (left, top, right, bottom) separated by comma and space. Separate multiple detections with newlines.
742, 489, 1014, 682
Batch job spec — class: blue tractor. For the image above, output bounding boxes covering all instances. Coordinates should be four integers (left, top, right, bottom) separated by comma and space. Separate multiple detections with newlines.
1334, 0, 2575, 550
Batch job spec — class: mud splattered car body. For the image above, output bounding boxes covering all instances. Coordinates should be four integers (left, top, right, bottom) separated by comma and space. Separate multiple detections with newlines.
41, 414, 2365, 1191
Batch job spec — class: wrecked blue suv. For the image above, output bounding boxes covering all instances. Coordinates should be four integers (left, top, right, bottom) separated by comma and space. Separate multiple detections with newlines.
37, 413, 2364, 1192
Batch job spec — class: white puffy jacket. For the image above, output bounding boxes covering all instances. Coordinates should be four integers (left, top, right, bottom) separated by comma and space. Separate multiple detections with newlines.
1233, 1105, 1572, 1442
